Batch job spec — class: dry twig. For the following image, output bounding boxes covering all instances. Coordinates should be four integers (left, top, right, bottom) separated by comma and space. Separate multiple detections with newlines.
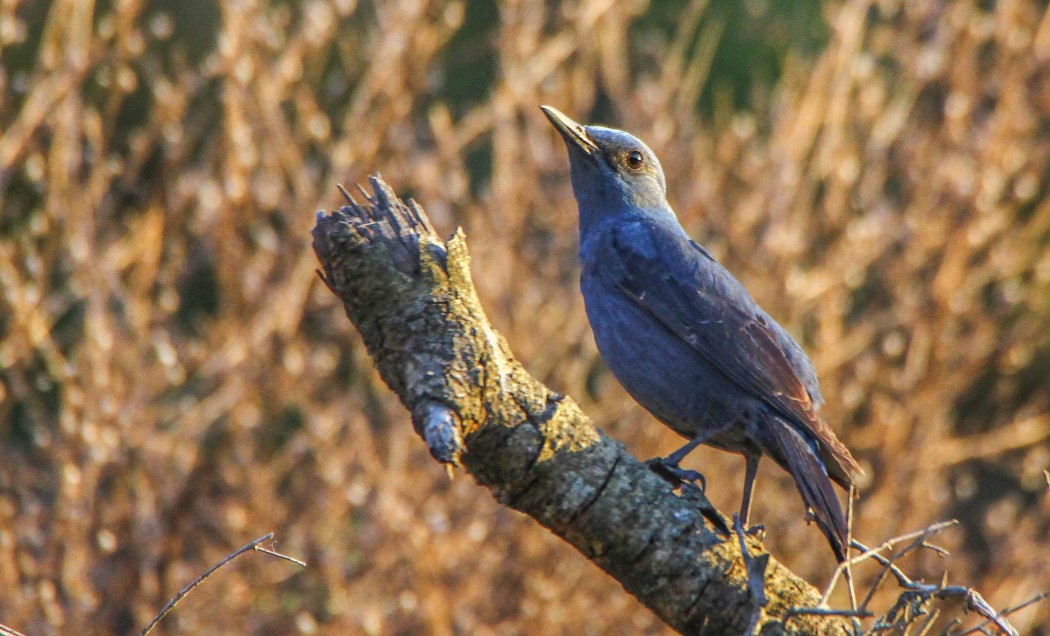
141, 533, 305, 635
821, 520, 958, 608
955, 590, 1050, 636
848, 527, 1020, 636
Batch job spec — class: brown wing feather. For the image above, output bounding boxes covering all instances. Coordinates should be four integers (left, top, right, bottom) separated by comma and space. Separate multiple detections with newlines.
736, 314, 861, 486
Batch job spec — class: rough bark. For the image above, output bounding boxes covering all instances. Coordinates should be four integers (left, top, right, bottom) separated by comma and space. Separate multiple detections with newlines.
311, 175, 853, 635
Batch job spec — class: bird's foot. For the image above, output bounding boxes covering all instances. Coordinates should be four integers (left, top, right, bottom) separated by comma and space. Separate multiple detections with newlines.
744, 523, 766, 539
646, 457, 706, 492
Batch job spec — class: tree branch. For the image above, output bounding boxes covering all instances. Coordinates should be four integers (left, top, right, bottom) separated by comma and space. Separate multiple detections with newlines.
311, 175, 852, 635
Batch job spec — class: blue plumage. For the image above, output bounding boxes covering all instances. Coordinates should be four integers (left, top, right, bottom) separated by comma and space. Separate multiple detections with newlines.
542, 105, 860, 561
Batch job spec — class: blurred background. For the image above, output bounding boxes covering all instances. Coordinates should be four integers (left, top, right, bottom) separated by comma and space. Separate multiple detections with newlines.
2, 0, 1049, 633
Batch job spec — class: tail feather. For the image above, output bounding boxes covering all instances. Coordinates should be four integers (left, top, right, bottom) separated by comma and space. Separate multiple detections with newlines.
814, 414, 861, 491
764, 417, 849, 562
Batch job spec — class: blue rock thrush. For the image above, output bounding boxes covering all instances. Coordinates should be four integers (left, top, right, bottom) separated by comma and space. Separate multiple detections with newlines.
541, 105, 860, 561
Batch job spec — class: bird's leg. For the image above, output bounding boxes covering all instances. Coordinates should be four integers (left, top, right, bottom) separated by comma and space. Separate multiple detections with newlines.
665, 435, 705, 466
740, 454, 764, 536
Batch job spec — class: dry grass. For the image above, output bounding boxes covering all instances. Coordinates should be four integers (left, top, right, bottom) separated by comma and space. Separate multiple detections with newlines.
1, 0, 1048, 633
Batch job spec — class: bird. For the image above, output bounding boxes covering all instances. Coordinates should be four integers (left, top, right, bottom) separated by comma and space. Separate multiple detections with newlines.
541, 105, 861, 561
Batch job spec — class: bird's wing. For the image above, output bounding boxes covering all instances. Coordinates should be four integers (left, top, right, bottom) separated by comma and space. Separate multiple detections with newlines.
608, 221, 859, 478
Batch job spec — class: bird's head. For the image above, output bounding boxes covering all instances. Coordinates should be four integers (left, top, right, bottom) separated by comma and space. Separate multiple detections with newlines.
541, 105, 669, 224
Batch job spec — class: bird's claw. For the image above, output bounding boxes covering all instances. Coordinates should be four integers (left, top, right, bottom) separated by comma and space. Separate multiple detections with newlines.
646, 457, 706, 492
745, 523, 765, 538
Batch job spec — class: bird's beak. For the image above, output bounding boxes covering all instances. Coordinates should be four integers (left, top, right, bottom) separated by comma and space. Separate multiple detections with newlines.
541, 105, 599, 158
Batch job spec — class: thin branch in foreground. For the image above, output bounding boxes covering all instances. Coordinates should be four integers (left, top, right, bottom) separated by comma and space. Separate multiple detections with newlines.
256, 543, 307, 567
802, 519, 1027, 634
845, 483, 857, 610
855, 526, 951, 614
914, 606, 942, 636
955, 589, 1050, 636
141, 532, 306, 635
850, 534, 1021, 636
820, 520, 958, 608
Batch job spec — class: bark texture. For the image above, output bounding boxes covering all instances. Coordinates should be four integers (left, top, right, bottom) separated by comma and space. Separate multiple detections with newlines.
311, 176, 853, 635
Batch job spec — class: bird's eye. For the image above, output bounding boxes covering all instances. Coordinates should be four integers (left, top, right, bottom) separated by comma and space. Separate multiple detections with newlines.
625, 150, 644, 170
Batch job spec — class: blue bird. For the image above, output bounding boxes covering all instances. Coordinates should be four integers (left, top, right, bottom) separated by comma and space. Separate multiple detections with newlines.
541, 105, 861, 561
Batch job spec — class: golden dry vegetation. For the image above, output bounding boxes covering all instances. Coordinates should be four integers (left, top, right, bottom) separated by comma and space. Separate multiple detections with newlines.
1, 0, 1049, 633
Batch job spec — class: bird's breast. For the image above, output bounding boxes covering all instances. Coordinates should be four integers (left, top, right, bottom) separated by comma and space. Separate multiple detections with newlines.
580, 272, 753, 442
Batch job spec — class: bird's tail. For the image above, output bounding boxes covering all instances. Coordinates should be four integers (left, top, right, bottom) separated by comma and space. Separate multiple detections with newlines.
764, 417, 849, 562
